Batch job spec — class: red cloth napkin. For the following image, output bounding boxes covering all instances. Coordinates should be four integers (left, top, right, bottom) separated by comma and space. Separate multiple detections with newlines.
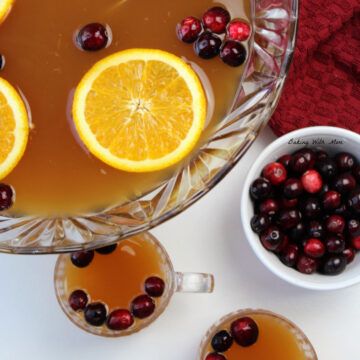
269, 0, 360, 136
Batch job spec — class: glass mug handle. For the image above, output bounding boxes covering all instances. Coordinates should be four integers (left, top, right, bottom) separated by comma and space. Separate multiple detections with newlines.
175, 272, 214, 293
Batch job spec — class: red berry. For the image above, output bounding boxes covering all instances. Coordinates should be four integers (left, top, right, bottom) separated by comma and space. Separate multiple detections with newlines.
280, 244, 299, 267
280, 197, 298, 209
301, 170, 323, 194
107, 309, 134, 331
145, 277, 165, 297
262, 162, 287, 186
227, 19, 251, 41
77, 23, 109, 51
230, 317, 259, 347
296, 255, 318, 274
68, 290, 88, 311
343, 248, 355, 264
304, 238, 325, 258
278, 154, 292, 170
325, 235, 345, 254
177, 16, 202, 43
325, 215, 345, 234
0, 183, 15, 211
95, 244, 117, 255
194, 31, 222, 59
202, 7, 230, 34
322, 191, 341, 210
205, 353, 226, 360
352, 236, 360, 250
220, 40, 247, 67
260, 226, 285, 251
283, 178, 303, 199
84, 302, 107, 326
70, 251, 94, 268
259, 198, 279, 216
131, 295, 155, 319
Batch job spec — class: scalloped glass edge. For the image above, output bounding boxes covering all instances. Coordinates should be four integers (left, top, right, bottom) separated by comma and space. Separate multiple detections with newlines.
0, 0, 299, 253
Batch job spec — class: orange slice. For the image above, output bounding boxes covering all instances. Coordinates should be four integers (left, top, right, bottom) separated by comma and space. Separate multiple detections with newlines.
72, 49, 206, 172
0, 77, 29, 180
0, 0, 14, 24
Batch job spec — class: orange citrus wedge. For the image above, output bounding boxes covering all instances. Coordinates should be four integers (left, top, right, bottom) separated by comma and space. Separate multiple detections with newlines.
0, 77, 29, 180
72, 49, 206, 172
0, 0, 14, 23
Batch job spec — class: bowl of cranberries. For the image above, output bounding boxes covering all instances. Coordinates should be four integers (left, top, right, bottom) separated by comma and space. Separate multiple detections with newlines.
241, 126, 360, 290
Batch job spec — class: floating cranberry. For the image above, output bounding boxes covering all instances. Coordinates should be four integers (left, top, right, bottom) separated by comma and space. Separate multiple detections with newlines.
227, 19, 251, 41
301, 170, 323, 194
323, 191, 341, 210
70, 250, 94, 268
295, 148, 316, 169
131, 295, 155, 319
352, 236, 360, 250
194, 31, 222, 59
84, 302, 107, 326
333, 173, 356, 194
259, 198, 279, 216
145, 276, 165, 297
280, 197, 298, 209
250, 178, 272, 201
289, 222, 306, 242
251, 214, 270, 234
304, 238, 325, 258
177, 16, 202, 43
69, 290, 88, 311
220, 40, 247, 67
326, 235, 345, 254
325, 215, 345, 234
291, 153, 310, 174
343, 248, 355, 264
277, 209, 301, 230
230, 317, 259, 347
262, 162, 287, 186
205, 353, 226, 360
316, 158, 338, 180
0, 54, 5, 71
348, 189, 360, 213
0, 183, 15, 211
211, 330, 233, 352
348, 219, 360, 237
321, 256, 347, 275
107, 309, 134, 331
297, 255, 318, 274
283, 178, 303, 199
202, 7, 231, 34
77, 23, 109, 51
301, 197, 321, 219
280, 244, 299, 267
335, 152, 357, 172
95, 243, 117, 255
260, 226, 285, 251
307, 221, 325, 239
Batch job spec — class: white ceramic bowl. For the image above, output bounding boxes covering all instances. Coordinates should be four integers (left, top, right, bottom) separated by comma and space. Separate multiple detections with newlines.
241, 126, 360, 290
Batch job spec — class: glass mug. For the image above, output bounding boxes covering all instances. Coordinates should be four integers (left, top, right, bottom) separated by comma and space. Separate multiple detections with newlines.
54, 232, 214, 337
199, 309, 318, 360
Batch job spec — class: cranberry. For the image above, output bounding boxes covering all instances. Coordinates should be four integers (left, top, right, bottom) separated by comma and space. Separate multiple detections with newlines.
277, 209, 301, 230
280, 244, 299, 267
262, 162, 287, 186
335, 152, 357, 172
323, 191, 341, 210
333, 173, 356, 194
348, 189, 360, 213
107, 309, 134, 331
145, 276, 165, 297
348, 219, 360, 237
230, 317, 259, 347
343, 248, 355, 264
301, 197, 321, 219
280, 197, 298, 209
227, 19, 251, 41
84, 302, 107, 326
321, 256, 347, 275
77, 23, 109, 51
283, 178, 304, 199
307, 221, 325, 239
315, 149, 329, 161
131, 295, 155, 319
290, 153, 310, 174
70, 250, 94, 268
194, 31, 222, 59
205, 354, 226, 360
316, 158, 338, 180
304, 239, 325, 258
326, 235, 345, 254
250, 178, 272, 201
0, 54, 5, 71
289, 222, 306, 242
211, 330, 233, 352
220, 40, 247, 67
202, 7, 230, 34
353, 165, 360, 182
325, 215, 345, 234
352, 236, 360, 250
301, 170, 323, 194
259, 198, 279, 216
296, 255, 318, 274
260, 226, 285, 251
251, 214, 270, 234
177, 16, 202, 43
295, 148, 316, 168
68, 290, 88, 311
95, 243, 117, 255
0, 183, 15, 211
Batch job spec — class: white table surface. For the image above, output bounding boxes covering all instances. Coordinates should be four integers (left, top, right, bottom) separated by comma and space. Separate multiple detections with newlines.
0, 126, 358, 360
